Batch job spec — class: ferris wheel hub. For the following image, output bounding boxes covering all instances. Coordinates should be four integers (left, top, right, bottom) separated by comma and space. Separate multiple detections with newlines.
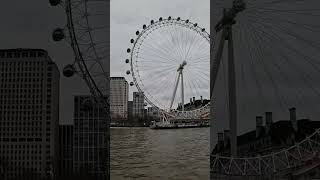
215, 0, 246, 32
177, 61, 187, 71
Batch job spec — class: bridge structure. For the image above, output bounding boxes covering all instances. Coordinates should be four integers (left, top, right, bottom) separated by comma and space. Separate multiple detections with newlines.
156, 103, 210, 126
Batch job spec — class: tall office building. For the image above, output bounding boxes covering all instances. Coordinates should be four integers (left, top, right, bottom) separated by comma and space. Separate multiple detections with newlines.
0, 49, 60, 180
110, 77, 128, 119
73, 95, 107, 179
59, 124, 73, 178
133, 92, 145, 118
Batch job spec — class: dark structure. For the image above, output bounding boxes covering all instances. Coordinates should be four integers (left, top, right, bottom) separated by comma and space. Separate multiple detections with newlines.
127, 101, 133, 120
58, 125, 73, 178
212, 108, 320, 157
177, 96, 210, 111
0, 49, 60, 180
73, 96, 108, 179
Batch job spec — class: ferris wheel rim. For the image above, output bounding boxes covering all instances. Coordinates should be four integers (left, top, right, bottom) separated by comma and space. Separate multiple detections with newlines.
64, 0, 109, 104
211, 127, 320, 176
129, 17, 211, 112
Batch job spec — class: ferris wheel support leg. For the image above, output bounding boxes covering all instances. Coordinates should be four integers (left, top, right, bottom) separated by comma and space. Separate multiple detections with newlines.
227, 25, 238, 157
181, 71, 184, 112
170, 73, 181, 110
210, 27, 227, 151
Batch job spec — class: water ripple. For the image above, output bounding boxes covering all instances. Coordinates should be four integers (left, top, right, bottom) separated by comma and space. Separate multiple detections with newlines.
111, 127, 209, 180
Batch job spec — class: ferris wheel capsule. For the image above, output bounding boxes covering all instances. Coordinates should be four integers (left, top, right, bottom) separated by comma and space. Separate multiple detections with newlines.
143, 24, 146, 29
168, 16, 172, 20
194, 23, 198, 27
130, 39, 134, 43
126, 70, 130, 75
202, 28, 205, 32
159, 17, 163, 21
177, 17, 181, 21
125, 59, 129, 63
52, 28, 65, 41
49, 0, 61, 6
130, 82, 134, 86
63, 64, 75, 77
136, 31, 139, 35
185, 19, 189, 23
127, 48, 131, 53
151, 20, 154, 24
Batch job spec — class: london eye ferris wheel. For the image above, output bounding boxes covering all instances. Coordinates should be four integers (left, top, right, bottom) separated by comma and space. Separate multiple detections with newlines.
125, 16, 210, 112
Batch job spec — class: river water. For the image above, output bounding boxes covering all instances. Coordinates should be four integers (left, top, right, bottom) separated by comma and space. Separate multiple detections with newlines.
110, 127, 209, 180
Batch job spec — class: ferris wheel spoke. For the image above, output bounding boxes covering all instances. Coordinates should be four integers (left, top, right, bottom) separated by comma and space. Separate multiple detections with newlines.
172, 23, 189, 62
253, 27, 320, 105
246, 0, 313, 10
183, 75, 197, 102
191, 70, 209, 83
172, 25, 189, 61
136, 54, 177, 65
139, 66, 173, 73
173, 23, 185, 60
138, 34, 180, 62
189, 56, 210, 64
189, 67, 210, 78
136, 46, 176, 62
139, 66, 177, 82
149, 74, 176, 99
164, 29, 186, 63
143, 25, 175, 58
184, 30, 202, 62
184, 70, 203, 99
135, 55, 173, 64
248, 23, 306, 108
250, 26, 288, 110
245, 19, 290, 110
247, 13, 320, 53
136, 63, 174, 71
246, 14, 320, 66
149, 26, 182, 63
192, 42, 210, 57
247, 18, 320, 99
247, 8, 320, 17
141, 32, 175, 60
186, 35, 209, 58
239, 21, 268, 109
181, 25, 191, 61
137, 62, 174, 69
139, 42, 179, 63
163, 26, 184, 61
246, 10, 320, 34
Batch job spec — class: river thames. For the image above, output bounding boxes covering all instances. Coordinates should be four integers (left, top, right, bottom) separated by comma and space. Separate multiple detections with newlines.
110, 127, 209, 180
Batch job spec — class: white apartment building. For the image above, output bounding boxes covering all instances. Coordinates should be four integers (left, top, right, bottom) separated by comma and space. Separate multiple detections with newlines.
110, 77, 128, 119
